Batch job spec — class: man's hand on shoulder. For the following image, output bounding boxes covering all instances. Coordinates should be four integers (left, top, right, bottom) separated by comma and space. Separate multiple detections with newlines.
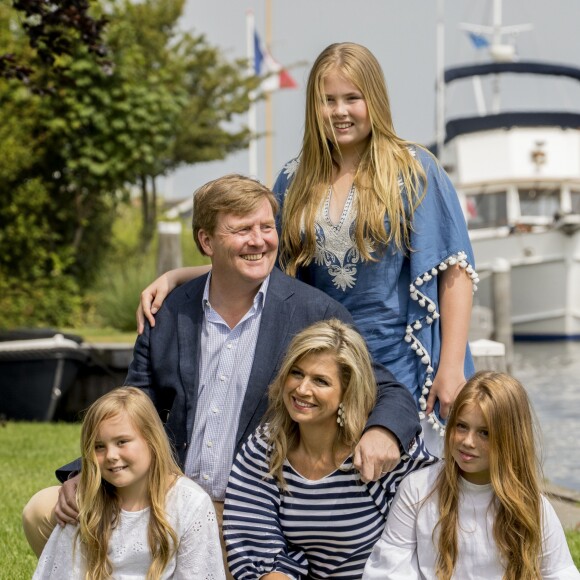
55, 474, 80, 526
353, 426, 400, 483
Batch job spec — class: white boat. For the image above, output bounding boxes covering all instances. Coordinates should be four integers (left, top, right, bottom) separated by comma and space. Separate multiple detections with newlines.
435, 1, 580, 340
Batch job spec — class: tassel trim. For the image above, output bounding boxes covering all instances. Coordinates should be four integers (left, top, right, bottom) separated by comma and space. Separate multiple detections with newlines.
406, 251, 479, 436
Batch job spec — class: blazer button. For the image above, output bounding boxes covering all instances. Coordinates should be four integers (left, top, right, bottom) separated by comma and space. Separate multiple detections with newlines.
182, 442, 187, 449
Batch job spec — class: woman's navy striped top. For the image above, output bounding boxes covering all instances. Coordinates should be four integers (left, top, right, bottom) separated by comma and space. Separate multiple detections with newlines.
223, 426, 436, 579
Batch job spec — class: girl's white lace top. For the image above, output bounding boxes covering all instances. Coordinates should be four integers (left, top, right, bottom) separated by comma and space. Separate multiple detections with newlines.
34, 476, 225, 579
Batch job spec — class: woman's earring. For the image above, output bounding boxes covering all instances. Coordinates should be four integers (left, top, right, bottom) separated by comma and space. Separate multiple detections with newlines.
337, 402, 346, 428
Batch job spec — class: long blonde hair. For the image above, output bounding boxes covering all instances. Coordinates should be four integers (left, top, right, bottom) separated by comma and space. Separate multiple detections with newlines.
77, 387, 182, 580
279, 42, 426, 276
265, 319, 376, 489
434, 371, 543, 580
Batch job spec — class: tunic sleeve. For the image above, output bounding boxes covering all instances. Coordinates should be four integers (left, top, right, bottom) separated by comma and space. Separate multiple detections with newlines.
173, 489, 226, 580
33, 524, 84, 579
272, 158, 300, 237
223, 428, 308, 580
362, 475, 422, 580
404, 148, 479, 430
539, 496, 580, 579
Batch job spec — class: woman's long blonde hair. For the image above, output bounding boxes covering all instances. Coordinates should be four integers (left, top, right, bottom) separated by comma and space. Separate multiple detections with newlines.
279, 42, 426, 277
265, 319, 376, 489
77, 387, 182, 580
434, 371, 543, 580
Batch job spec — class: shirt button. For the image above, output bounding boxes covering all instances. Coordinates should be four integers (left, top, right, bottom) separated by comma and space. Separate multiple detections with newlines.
212, 408, 219, 414
220, 375, 226, 381
226, 343, 233, 349
203, 474, 210, 480
206, 441, 213, 448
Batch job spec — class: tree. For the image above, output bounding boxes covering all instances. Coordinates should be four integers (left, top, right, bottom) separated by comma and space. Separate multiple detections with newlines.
0, 0, 107, 85
0, 0, 258, 327
108, 0, 259, 239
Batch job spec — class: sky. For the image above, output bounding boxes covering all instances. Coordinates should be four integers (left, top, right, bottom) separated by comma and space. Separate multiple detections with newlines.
160, 0, 580, 199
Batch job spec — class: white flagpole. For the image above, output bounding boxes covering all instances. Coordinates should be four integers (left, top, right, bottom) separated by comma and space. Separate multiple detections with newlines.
435, 0, 445, 160
264, 0, 273, 186
246, 10, 258, 178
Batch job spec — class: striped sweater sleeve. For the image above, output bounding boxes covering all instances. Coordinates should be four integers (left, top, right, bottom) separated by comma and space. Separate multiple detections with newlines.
223, 429, 308, 580
366, 434, 437, 518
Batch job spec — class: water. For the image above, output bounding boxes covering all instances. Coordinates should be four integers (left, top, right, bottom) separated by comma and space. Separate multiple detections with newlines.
512, 341, 580, 492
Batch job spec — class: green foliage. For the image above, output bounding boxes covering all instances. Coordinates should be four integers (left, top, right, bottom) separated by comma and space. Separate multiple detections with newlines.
91, 203, 210, 333
566, 529, 580, 569
96, 259, 157, 332
0, 0, 257, 328
0, 421, 82, 579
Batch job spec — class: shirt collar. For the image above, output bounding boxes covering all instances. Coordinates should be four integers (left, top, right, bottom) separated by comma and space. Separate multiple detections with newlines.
202, 272, 270, 311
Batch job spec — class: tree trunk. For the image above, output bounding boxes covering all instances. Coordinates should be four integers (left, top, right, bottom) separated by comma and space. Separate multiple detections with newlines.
141, 174, 149, 230
151, 176, 158, 225
140, 174, 155, 245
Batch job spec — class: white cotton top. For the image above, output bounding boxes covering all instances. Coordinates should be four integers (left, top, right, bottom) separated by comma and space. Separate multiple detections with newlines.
34, 476, 225, 579
363, 463, 580, 580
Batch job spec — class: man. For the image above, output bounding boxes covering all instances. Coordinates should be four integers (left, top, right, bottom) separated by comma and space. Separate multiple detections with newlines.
23, 175, 420, 570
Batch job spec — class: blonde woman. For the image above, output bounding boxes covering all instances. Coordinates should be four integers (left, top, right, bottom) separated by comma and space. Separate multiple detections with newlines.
222, 319, 435, 579
363, 371, 579, 579
138, 43, 477, 446
34, 388, 224, 579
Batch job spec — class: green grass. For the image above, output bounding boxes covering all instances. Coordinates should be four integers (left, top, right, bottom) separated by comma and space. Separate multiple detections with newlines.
1, 423, 578, 577
568, 530, 580, 569
61, 326, 137, 344
0, 421, 81, 579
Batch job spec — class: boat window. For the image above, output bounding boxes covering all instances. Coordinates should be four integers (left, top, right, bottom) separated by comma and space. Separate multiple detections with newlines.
519, 188, 560, 217
465, 191, 508, 229
571, 191, 580, 213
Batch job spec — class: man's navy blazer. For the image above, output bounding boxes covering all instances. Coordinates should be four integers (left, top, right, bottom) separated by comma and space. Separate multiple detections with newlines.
57, 267, 419, 479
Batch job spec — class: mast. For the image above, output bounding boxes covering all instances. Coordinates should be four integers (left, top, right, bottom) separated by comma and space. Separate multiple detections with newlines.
246, 10, 258, 178
264, 0, 274, 186
435, 0, 445, 159
460, 0, 532, 116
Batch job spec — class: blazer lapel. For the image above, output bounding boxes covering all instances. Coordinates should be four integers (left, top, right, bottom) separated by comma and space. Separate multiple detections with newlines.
236, 269, 295, 448
178, 278, 206, 443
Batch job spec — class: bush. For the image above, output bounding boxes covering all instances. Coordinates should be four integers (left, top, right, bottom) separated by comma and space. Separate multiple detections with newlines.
0, 273, 84, 329
95, 258, 156, 332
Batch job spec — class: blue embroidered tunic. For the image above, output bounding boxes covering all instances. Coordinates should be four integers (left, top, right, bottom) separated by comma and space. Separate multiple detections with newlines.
272, 148, 478, 430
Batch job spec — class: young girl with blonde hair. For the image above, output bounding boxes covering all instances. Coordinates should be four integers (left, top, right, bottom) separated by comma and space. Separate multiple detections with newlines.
34, 387, 224, 579
138, 42, 477, 446
363, 371, 579, 579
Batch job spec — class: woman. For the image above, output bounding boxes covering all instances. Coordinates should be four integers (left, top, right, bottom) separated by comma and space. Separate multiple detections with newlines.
138, 43, 477, 446
223, 319, 435, 579
363, 371, 579, 579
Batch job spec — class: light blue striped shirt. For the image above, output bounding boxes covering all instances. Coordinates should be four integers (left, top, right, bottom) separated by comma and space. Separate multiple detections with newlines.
184, 273, 270, 501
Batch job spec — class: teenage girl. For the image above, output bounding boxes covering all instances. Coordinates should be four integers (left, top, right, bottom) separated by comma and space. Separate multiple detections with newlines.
34, 387, 225, 579
363, 371, 580, 579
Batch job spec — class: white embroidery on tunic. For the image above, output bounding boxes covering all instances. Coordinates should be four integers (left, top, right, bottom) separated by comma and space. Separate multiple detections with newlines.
282, 158, 299, 179
313, 185, 373, 291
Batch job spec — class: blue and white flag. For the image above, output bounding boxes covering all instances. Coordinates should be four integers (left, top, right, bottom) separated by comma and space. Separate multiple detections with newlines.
467, 31, 490, 49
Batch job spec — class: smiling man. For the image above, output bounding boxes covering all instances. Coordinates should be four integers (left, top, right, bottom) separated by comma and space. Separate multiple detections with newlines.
23, 175, 420, 576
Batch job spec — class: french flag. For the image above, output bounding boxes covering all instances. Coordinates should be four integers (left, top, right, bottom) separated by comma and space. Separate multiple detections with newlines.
254, 31, 297, 92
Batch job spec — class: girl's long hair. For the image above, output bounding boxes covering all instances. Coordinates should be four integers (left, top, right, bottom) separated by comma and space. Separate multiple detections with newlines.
265, 319, 376, 489
77, 387, 182, 580
279, 42, 426, 277
434, 371, 543, 580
